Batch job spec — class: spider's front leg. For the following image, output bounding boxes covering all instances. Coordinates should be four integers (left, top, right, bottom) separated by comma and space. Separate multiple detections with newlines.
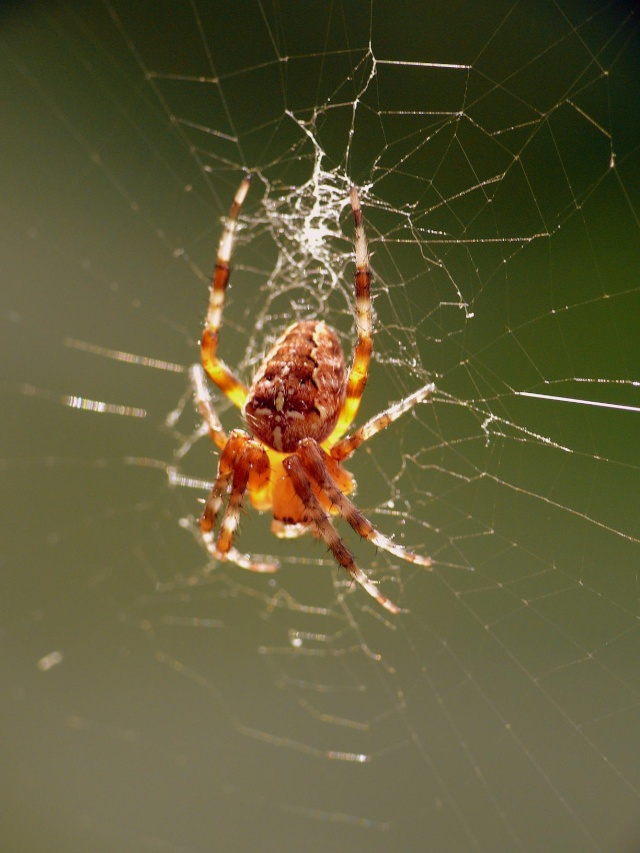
298, 438, 431, 569
283, 453, 403, 614
198, 430, 278, 573
330, 382, 435, 462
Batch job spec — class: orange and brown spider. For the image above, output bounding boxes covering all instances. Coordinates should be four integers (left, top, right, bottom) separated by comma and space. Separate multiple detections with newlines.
190, 175, 434, 613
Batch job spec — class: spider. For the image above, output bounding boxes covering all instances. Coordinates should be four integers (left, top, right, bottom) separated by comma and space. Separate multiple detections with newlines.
190, 175, 434, 613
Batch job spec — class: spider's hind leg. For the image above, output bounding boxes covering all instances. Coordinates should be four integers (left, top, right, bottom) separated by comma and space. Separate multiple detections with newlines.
190, 519, 278, 574
198, 430, 278, 574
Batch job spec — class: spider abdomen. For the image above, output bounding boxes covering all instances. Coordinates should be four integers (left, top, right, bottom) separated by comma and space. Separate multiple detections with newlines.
243, 319, 347, 453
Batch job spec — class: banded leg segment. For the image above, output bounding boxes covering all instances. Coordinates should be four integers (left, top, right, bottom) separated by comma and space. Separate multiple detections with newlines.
189, 364, 227, 451
283, 454, 402, 614
216, 440, 269, 554
201, 175, 252, 410
199, 429, 277, 573
299, 439, 431, 568
199, 431, 247, 533
326, 186, 372, 444
331, 383, 435, 462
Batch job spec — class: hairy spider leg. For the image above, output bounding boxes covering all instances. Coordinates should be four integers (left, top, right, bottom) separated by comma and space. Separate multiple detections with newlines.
331, 382, 436, 462
189, 364, 227, 451
283, 454, 402, 614
325, 186, 373, 445
198, 528, 278, 575
200, 175, 251, 410
216, 439, 270, 555
298, 439, 431, 567
200, 430, 247, 534
199, 429, 277, 573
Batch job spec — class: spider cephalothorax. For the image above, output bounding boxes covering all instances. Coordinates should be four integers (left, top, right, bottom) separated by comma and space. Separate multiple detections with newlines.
190, 176, 434, 613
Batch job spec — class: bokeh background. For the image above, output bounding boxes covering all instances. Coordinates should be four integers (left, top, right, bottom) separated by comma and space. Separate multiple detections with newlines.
2, 2, 640, 851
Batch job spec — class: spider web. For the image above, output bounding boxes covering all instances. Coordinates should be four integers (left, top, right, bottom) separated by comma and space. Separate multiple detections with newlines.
2, 1, 640, 850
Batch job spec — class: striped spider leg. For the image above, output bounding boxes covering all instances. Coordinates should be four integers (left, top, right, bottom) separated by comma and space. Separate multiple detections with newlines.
191, 177, 433, 611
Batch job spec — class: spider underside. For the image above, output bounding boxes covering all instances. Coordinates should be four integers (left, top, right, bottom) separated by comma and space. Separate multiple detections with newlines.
190, 176, 434, 614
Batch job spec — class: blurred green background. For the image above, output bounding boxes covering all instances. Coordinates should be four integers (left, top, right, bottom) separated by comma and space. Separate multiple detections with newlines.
1, 2, 639, 851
